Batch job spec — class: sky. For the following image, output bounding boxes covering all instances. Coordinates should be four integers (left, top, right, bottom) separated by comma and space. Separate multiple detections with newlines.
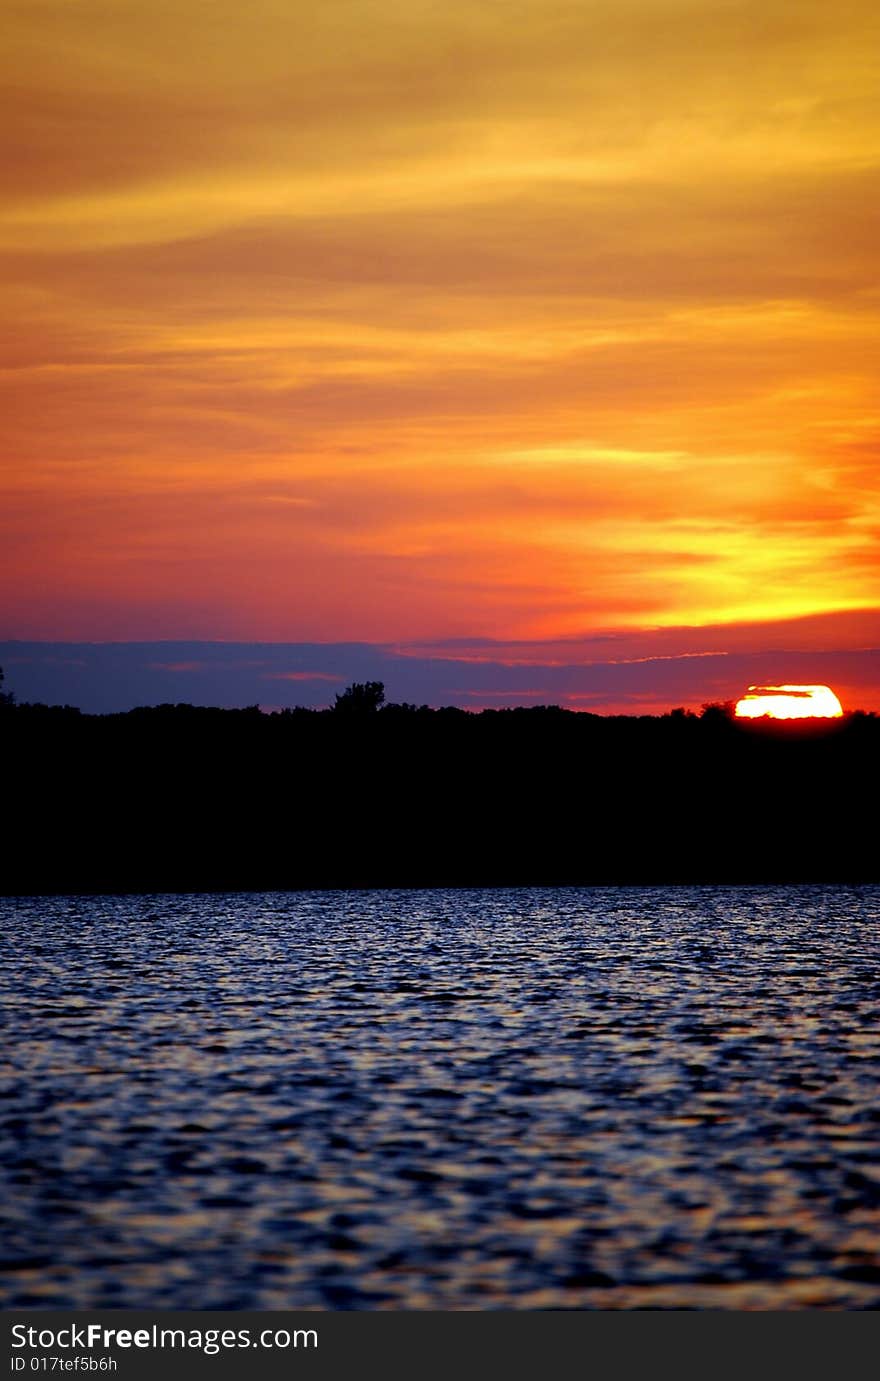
2, 1, 879, 711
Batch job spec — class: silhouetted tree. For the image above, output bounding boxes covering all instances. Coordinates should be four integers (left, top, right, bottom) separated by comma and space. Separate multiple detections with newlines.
332, 680, 386, 713
0, 665, 14, 707
700, 700, 735, 721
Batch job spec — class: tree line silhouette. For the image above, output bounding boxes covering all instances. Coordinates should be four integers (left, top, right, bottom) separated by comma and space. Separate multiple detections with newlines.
2, 672, 877, 893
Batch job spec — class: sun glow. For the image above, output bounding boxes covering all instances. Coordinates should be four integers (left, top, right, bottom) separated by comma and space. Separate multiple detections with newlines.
734, 684, 844, 720
3, 3, 880, 651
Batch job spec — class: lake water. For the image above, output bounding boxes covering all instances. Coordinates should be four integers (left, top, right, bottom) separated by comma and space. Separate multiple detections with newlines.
1, 885, 878, 1309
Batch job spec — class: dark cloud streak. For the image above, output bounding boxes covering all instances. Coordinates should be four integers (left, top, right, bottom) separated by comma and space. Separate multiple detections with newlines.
3, 622, 877, 715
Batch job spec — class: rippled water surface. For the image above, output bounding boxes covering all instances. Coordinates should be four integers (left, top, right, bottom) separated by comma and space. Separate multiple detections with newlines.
1, 885, 878, 1309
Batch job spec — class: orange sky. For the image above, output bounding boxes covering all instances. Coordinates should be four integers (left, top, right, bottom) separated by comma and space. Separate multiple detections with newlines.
2, 2, 879, 687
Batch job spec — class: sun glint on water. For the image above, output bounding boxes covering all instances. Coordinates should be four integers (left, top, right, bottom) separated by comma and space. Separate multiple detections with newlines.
734, 684, 843, 720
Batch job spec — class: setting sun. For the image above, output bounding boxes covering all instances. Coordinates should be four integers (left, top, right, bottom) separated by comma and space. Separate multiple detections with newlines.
734, 684, 844, 720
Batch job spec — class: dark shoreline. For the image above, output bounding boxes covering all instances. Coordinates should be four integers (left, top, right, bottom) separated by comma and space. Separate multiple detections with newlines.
3, 701, 878, 895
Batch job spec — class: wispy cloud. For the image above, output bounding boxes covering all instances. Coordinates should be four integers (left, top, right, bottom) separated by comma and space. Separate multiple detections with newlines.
2, 2, 879, 645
